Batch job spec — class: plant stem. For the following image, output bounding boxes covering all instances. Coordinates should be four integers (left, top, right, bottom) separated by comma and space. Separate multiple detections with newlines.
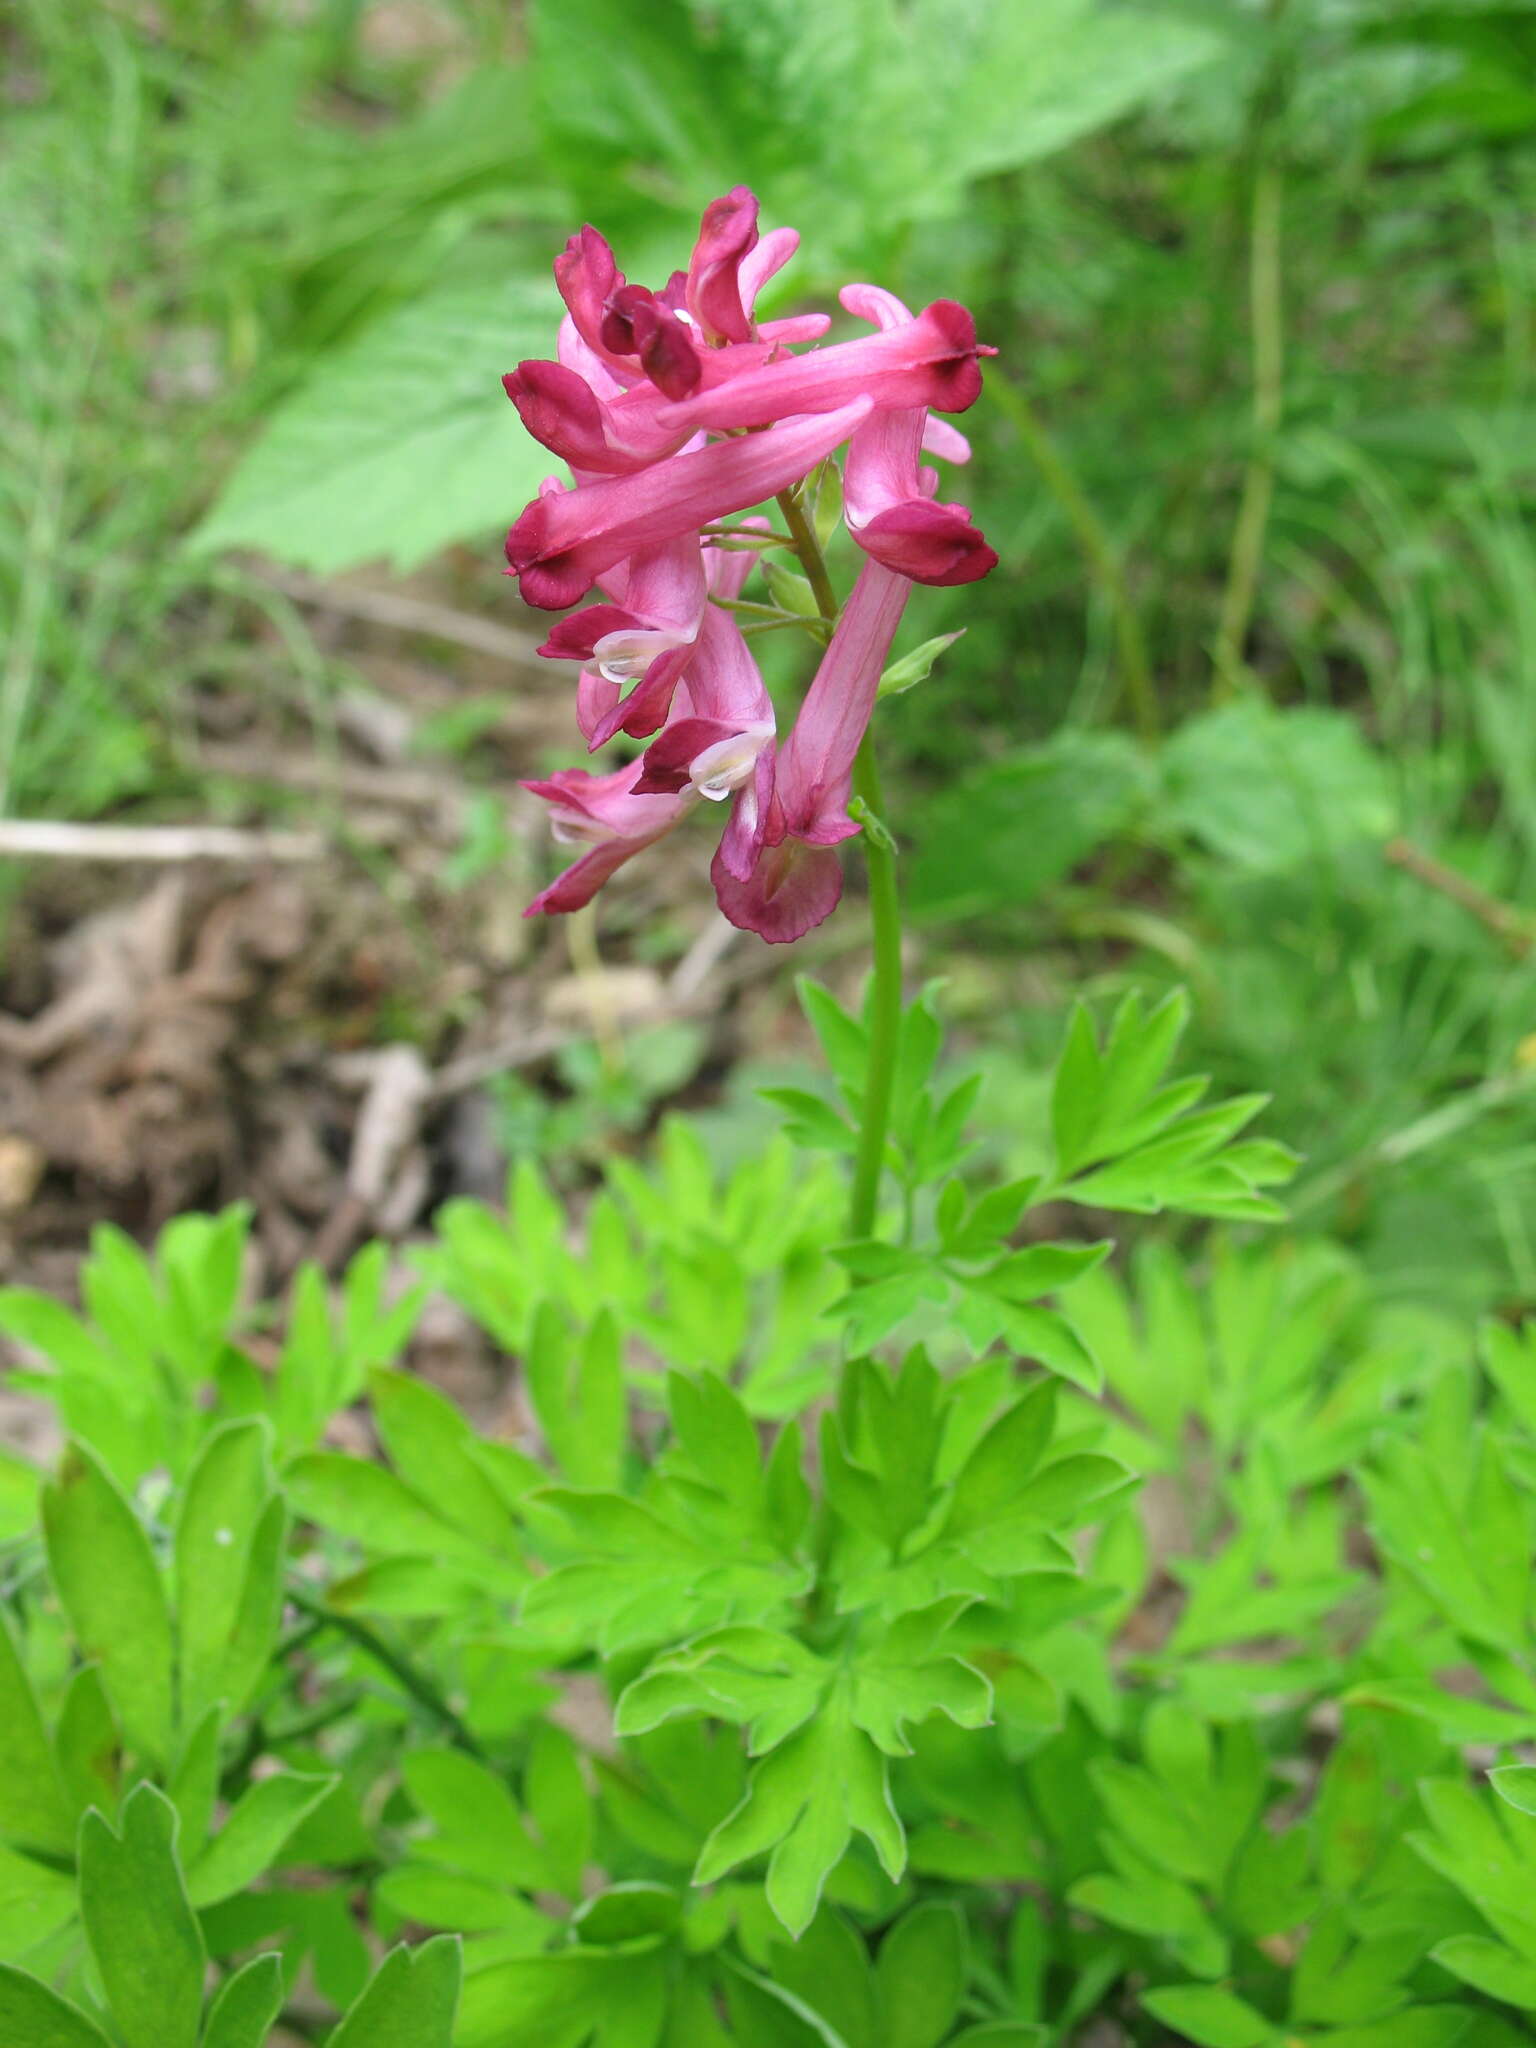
285, 1583, 490, 1761
1213, 157, 1285, 693
987, 374, 1159, 742
847, 735, 904, 1237
774, 482, 841, 622
774, 480, 904, 1238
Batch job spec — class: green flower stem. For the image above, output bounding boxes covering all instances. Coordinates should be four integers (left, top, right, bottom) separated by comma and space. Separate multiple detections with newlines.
846, 734, 903, 1237
286, 1583, 490, 1761
775, 481, 904, 1239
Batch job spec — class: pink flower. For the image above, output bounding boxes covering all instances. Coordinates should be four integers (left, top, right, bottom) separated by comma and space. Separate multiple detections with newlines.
838, 285, 999, 587
653, 300, 993, 438
522, 758, 688, 916
505, 400, 871, 610
545, 202, 828, 409
712, 562, 912, 944
558, 532, 758, 750
685, 185, 759, 345
524, 604, 775, 919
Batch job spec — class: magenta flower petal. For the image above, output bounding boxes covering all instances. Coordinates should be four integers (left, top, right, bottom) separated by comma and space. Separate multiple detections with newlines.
504, 361, 692, 475
505, 400, 872, 610
855, 499, 1000, 586
599, 284, 702, 400
775, 561, 912, 840
554, 226, 630, 370
685, 186, 760, 345
711, 836, 844, 944
655, 301, 990, 436
522, 760, 687, 917
739, 226, 800, 314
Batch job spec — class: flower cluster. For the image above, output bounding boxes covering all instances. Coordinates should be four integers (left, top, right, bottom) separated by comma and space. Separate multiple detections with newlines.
503, 187, 998, 943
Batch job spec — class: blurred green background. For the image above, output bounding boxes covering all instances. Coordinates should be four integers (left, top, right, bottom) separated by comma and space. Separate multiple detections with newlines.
5, 0, 1536, 1311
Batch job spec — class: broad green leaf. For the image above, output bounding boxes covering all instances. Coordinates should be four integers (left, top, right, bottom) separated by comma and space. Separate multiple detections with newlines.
695, 1690, 904, 1938
0, 1609, 72, 1853
186, 1771, 338, 1907
1492, 1765, 1536, 1817
0, 1841, 77, 1952
193, 272, 557, 574
220, 1492, 291, 1717
329, 1935, 462, 2048
0, 1444, 40, 1540
1140, 1985, 1274, 2048
770, 1909, 877, 2048
401, 1748, 551, 1891
79, 1784, 204, 2048
43, 1442, 175, 1765
1161, 702, 1395, 871
910, 731, 1151, 921
374, 1863, 550, 1939
167, 1707, 222, 1859
287, 1452, 495, 1566
175, 1418, 274, 1728
202, 1954, 286, 2048
1432, 1935, 1536, 2009
458, 1943, 667, 2048
526, 1724, 593, 1901
876, 1901, 968, 2048
56, 1666, 120, 1822
368, 1367, 519, 1553
0, 1966, 110, 2048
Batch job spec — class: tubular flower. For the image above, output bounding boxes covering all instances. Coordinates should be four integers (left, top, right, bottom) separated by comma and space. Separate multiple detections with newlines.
568, 534, 760, 751
712, 563, 912, 944
503, 186, 999, 938
523, 603, 776, 918
505, 401, 870, 610
838, 285, 1000, 588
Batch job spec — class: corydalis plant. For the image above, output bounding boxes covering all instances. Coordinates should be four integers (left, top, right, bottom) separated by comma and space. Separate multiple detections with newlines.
502, 185, 998, 945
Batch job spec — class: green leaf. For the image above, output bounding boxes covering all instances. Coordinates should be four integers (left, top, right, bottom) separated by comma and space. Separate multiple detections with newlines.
524, 1303, 628, 1490
0, 1609, 72, 1853
168, 1707, 222, 1859
186, 1771, 338, 1907
0, 1843, 77, 1954
1491, 1765, 1536, 1817
876, 1901, 968, 2048
878, 631, 965, 699
0, 1966, 110, 2048
458, 1943, 667, 2048
910, 731, 1151, 921
55, 1666, 120, 1823
1140, 1985, 1274, 2048
174, 1418, 275, 1729
201, 1954, 286, 2048
401, 1748, 553, 1892
368, 1367, 519, 1552
769, 1909, 877, 2048
79, 1784, 204, 2048
287, 1452, 495, 1567
43, 1442, 175, 1766
220, 1492, 291, 1719
765, 559, 820, 618
192, 276, 557, 574
1160, 701, 1395, 872
329, 1936, 462, 2048
695, 1686, 904, 1937
1431, 1936, 1536, 2009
